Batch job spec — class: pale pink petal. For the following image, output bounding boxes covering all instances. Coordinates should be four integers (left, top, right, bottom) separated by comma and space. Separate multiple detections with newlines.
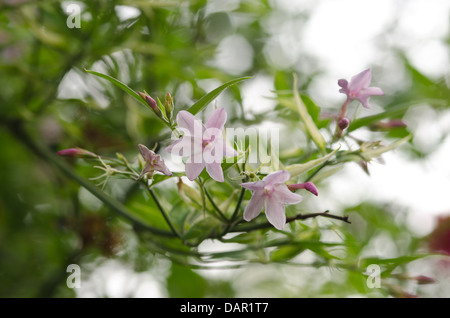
265, 199, 286, 230
349, 69, 371, 91
262, 170, 290, 186
165, 138, 181, 153
357, 96, 371, 109
176, 111, 204, 135
241, 180, 265, 191
206, 161, 224, 182
154, 159, 172, 176
138, 144, 155, 161
166, 136, 198, 156
243, 192, 265, 221
338, 79, 349, 95
361, 87, 384, 96
206, 107, 227, 131
185, 161, 205, 181
273, 184, 303, 204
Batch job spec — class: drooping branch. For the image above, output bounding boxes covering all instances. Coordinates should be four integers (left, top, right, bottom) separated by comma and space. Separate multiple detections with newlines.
287, 210, 351, 224
231, 210, 350, 233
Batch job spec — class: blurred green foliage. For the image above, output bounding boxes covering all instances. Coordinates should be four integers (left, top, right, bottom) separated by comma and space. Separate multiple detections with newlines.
0, 0, 449, 298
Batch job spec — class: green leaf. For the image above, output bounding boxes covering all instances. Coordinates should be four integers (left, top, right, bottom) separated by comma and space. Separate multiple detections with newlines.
293, 73, 326, 151
85, 69, 148, 108
270, 244, 306, 262
285, 148, 339, 178
167, 263, 207, 298
182, 216, 222, 241
360, 135, 411, 161
187, 77, 252, 115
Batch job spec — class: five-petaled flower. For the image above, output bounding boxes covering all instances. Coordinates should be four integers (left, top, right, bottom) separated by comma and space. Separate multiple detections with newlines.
166, 108, 237, 182
241, 170, 317, 230
338, 69, 384, 108
138, 144, 172, 180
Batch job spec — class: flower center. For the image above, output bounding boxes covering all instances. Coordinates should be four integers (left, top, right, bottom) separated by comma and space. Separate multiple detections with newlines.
263, 184, 274, 197
202, 135, 216, 148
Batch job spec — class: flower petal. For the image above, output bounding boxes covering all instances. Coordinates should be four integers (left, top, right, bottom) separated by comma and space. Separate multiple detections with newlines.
206, 107, 227, 131
176, 110, 204, 136
273, 184, 303, 204
154, 159, 173, 176
138, 144, 155, 161
166, 136, 199, 156
361, 86, 384, 96
349, 68, 372, 91
243, 191, 265, 221
206, 161, 224, 182
262, 170, 290, 186
265, 199, 286, 230
185, 161, 205, 181
241, 180, 265, 191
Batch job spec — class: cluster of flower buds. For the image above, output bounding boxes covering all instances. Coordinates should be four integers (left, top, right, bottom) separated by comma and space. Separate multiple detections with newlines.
138, 91, 175, 126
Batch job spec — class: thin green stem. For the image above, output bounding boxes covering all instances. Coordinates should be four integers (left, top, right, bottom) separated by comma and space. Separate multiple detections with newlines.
204, 187, 229, 222
145, 185, 180, 238
221, 187, 246, 235
196, 179, 207, 218
304, 161, 330, 182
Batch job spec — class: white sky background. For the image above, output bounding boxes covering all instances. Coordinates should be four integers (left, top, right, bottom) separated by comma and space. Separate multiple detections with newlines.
76, 0, 450, 297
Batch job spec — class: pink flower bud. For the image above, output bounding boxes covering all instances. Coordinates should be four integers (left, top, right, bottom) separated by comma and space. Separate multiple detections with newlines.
414, 275, 436, 285
370, 119, 407, 131
288, 181, 318, 196
138, 91, 161, 116
338, 117, 350, 131
57, 147, 96, 158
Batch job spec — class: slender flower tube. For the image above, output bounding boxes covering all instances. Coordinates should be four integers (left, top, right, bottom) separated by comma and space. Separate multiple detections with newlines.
138, 144, 172, 180
166, 108, 237, 182
241, 170, 304, 230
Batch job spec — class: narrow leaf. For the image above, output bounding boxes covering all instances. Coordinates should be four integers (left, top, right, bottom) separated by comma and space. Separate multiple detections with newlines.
285, 148, 339, 178
85, 69, 148, 108
187, 77, 252, 115
360, 135, 411, 160
293, 73, 326, 150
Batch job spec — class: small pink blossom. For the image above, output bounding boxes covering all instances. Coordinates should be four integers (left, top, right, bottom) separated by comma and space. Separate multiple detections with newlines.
138, 144, 172, 180
166, 108, 237, 182
338, 69, 384, 108
241, 170, 304, 230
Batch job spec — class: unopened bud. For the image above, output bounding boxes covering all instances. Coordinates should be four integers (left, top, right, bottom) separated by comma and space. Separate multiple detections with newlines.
414, 275, 436, 285
164, 92, 174, 118
338, 117, 350, 131
57, 147, 96, 158
288, 181, 318, 196
138, 91, 161, 116
370, 119, 407, 131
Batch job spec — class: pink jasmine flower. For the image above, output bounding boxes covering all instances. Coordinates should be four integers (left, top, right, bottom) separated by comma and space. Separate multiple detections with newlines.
138, 144, 172, 180
166, 108, 237, 182
241, 170, 305, 230
338, 69, 384, 108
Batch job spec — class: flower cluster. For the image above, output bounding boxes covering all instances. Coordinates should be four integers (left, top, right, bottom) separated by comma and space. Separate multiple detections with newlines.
59, 68, 386, 230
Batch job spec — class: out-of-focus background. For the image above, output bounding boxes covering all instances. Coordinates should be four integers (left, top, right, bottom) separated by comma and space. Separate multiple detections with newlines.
1, 0, 449, 297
